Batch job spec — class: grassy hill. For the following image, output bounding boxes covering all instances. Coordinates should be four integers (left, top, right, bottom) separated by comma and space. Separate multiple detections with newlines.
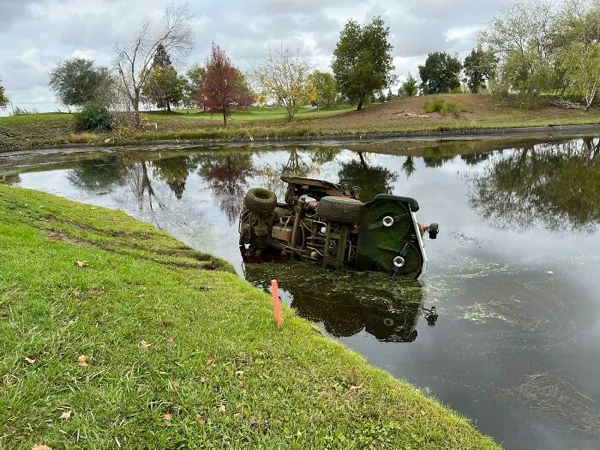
0, 185, 499, 449
1, 94, 599, 150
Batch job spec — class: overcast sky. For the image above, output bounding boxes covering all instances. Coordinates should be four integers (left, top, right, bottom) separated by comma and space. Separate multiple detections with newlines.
0, 0, 522, 112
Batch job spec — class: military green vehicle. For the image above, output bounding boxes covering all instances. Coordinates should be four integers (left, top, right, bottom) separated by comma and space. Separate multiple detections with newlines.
239, 177, 439, 280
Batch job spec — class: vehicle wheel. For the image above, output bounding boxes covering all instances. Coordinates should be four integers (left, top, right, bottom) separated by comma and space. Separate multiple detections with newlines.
428, 223, 439, 240
244, 188, 277, 216
318, 196, 363, 225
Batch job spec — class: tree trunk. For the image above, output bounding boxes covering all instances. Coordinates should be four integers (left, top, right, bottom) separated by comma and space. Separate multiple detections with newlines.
223, 107, 227, 127
356, 95, 364, 111
166, 99, 171, 113
586, 79, 598, 113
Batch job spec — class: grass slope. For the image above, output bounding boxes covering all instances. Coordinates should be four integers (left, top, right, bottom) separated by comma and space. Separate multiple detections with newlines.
0, 185, 498, 449
1, 94, 599, 151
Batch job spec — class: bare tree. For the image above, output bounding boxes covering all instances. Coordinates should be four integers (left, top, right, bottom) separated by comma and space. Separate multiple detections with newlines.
251, 46, 313, 121
114, 3, 193, 123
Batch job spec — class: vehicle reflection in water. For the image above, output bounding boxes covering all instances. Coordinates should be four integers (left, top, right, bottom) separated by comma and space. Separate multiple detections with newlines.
243, 261, 428, 343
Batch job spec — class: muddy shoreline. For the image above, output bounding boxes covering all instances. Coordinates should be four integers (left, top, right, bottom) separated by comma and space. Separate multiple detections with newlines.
1, 123, 600, 156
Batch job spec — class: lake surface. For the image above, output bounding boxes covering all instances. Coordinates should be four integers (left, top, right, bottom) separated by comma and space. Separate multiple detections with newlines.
2, 137, 599, 449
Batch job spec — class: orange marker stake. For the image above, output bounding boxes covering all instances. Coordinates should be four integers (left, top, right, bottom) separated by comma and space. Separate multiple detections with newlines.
271, 279, 282, 327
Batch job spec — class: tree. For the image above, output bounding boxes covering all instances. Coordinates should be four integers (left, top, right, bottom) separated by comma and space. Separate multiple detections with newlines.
252, 46, 312, 121
480, 0, 556, 97
48, 58, 113, 107
202, 43, 253, 127
185, 65, 206, 109
338, 154, 398, 202
401, 73, 418, 97
554, 0, 600, 111
332, 16, 395, 110
463, 45, 498, 93
418, 52, 462, 94
114, 3, 192, 122
307, 71, 338, 108
142, 44, 185, 112
0, 78, 8, 110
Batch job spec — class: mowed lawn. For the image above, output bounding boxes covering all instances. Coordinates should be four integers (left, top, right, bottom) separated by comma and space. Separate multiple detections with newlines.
1, 94, 599, 150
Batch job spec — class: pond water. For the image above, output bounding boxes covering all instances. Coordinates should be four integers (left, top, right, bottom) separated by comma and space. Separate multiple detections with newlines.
2, 137, 599, 450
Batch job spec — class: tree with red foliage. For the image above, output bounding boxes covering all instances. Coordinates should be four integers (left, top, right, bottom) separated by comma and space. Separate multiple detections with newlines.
201, 43, 253, 127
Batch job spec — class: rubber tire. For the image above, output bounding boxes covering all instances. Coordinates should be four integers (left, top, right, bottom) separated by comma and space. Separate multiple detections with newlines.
244, 188, 277, 216
318, 196, 363, 225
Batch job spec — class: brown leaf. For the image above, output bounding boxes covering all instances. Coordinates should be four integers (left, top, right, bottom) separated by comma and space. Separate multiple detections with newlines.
77, 355, 89, 367
140, 340, 151, 349
200, 377, 207, 383
217, 405, 226, 414
170, 380, 180, 389
25, 357, 37, 365
32, 446, 53, 450
235, 370, 244, 376
74, 260, 88, 269
163, 413, 174, 421
233, 412, 243, 419
206, 358, 215, 367
197, 416, 206, 425
60, 410, 72, 421
167, 336, 175, 343
237, 380, 245, 388
248, 417, 261, 425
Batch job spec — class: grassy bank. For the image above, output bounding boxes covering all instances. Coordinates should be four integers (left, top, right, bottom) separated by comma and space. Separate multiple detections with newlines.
1, 94, 599, 151
0, 185, 498, 449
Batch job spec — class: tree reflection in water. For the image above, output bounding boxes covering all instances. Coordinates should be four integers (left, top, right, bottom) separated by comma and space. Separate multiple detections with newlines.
67, 155, 127, 193
257, 147, 339, 199
470, 138, 600, 231
151, 155, 199, 200
338, 152, 398, 202
196, 153, 256, 225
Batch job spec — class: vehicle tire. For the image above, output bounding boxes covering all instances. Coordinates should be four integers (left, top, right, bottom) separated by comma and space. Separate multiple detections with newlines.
318, 196, 363, 225
244, 188, 277, 216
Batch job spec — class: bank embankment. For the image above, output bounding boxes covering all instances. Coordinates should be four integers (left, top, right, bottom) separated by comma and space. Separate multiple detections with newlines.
0, 185, 498, 449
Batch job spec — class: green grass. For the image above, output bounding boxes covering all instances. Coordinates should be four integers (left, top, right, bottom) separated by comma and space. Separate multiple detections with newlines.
0, 185, 499, 449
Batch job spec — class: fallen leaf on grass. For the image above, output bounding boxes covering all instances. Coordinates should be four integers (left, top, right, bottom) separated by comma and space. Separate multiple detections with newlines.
206, 358, 215, 367
237, 380, 245, 388
25, 357, 36, 364
170, 381, 180, 389
218, 405, 226, 414
74, 261, 88, 269
60, 411, 72, 420
163, 413, 174, 421
32, 446, 52, 450
77, 355, 90, 367
200, 377, 207, 383
248, 417, 261, 425
140, 340, 151, 349
235, 370, 244, 376
197, 417, 206, 425
234, 412, 243, 419
167, 336, 175, 343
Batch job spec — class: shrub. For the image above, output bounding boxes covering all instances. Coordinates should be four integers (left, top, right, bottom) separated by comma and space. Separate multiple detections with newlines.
423, 97, 464, 117
73, 102, 112, 132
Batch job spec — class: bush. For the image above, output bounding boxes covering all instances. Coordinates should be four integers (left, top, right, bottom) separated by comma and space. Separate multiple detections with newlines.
73, 102, 112, 132
424, 97, 464, 117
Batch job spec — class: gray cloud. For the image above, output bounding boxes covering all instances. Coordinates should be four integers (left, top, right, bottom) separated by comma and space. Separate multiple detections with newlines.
0, 0, 522, 110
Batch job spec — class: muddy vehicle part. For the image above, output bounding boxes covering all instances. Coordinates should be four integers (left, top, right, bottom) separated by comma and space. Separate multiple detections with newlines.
240, 177, 435, 280
318, 196, 364, 225
428, 223, 440, 240
355, 195, 425, 278
244, 188, 277, 216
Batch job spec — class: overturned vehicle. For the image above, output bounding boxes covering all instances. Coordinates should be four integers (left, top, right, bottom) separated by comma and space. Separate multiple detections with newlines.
239, 177, 439, 280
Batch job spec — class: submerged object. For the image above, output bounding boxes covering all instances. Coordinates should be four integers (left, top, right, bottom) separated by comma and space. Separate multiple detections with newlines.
239, 177, 439, 280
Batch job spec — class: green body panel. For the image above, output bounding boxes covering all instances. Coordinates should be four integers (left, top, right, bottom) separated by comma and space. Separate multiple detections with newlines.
355, 196, 424, 277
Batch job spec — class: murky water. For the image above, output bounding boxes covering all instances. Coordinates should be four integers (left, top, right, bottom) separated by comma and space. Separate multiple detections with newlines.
2, 138, 599, 450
